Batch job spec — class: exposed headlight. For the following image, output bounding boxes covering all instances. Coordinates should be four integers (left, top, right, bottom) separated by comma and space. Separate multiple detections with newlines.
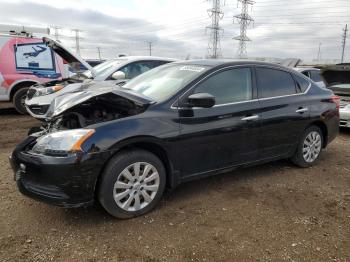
34, 85, 64, 97
32, 129, 95, 156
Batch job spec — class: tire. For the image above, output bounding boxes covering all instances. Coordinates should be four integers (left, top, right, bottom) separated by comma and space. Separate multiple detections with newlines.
98, 149, 166, 219
291, 126, 323, 168
13, 87, 29, 114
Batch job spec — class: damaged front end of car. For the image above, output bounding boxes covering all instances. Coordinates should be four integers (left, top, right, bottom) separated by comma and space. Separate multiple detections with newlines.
10, 84, 155, 207
30, 83, 154, 136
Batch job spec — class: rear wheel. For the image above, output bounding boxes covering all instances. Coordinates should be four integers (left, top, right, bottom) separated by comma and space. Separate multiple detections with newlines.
291, 126, 323, 167
13, 87, 29, 114
98, 149, 166, 219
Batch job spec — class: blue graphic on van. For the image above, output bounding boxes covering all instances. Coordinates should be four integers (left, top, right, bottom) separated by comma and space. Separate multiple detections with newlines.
23, 45, 47, 58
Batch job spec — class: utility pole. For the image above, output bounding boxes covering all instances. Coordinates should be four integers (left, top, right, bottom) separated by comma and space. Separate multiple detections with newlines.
52, 26, 61, 41
206, 0, 224, 59
147, 41, 153, 56
317, 43, 322, 61
341, 24, 348, 63
97, 47, 102, 60
233, 0, 255, 58
72, 29, 82, 56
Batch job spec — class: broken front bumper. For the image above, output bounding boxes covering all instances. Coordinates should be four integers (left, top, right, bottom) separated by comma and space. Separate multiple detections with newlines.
9, 136, 109, 208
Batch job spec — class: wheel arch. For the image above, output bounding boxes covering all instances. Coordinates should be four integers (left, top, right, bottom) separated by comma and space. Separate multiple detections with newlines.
94, 136, 177, 199
308, 121, 328, 148
9, 80, 38, 101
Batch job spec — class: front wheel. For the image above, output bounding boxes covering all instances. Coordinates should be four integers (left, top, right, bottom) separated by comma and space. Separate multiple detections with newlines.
13, 87, 29, 114
98, 149, 166, 219
291, 126, 323, 167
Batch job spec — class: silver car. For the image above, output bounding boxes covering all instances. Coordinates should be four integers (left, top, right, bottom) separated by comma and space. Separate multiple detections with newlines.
321, 65, 350, 128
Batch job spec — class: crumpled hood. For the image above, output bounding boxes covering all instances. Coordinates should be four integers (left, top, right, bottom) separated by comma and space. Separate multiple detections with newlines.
45, 82, 154, 119
321, 64, 350, 87
43, 37, 96, 77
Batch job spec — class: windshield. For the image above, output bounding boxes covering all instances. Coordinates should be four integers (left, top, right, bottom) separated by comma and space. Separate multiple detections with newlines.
122, 64, 209, 101
83, 59, 127, 78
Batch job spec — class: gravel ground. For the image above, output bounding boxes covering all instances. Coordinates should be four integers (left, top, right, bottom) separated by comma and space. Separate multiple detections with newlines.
0, 102, 349, 262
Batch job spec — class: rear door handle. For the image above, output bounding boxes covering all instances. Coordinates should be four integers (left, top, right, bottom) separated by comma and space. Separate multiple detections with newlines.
296, 107, 309, 113
241, 115, 259, 121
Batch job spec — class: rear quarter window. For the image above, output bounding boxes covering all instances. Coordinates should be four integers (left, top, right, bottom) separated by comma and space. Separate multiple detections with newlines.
256, 67, 297, 98
310, 70, 322, 82
302, 71, 310, 78
293, 74, 310, 93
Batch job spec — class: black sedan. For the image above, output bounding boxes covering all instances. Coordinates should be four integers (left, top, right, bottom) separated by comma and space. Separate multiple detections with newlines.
10, 60, 340, 219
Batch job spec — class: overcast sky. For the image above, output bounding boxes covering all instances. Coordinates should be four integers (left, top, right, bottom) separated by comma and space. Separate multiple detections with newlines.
0, 0, 349, 62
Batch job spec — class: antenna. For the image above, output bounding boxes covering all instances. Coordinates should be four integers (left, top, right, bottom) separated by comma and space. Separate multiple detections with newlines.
233, 0, 255, 58
206, 0, 225, 59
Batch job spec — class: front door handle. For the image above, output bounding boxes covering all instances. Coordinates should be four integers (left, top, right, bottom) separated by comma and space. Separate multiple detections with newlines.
241, 115, 259, 121
296, 107, 309, 113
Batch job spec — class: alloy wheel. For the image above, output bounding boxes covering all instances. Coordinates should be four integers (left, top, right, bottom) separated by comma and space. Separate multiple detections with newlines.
113, 162, 160, 212
303, 131, 322, 163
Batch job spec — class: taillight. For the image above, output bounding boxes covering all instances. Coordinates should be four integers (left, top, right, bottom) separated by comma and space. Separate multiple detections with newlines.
331, 95, 340, 110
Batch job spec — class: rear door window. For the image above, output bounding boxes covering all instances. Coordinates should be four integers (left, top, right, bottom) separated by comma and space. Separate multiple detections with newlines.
256, 67, 297, 98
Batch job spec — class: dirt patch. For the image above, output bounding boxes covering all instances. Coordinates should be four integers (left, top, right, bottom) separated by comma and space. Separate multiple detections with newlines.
0, 105, 349, 261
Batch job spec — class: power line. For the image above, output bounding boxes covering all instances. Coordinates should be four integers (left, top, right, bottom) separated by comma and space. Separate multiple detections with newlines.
206, 0, 225, 59
233, 0, 255, 58
341, 24, 348, 63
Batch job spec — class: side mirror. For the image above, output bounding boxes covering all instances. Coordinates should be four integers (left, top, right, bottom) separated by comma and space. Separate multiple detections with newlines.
111, 71, 126, 80
187, 93, 215, 108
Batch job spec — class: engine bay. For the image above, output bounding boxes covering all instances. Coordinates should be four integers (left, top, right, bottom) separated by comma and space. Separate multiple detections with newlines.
38, 94, 148, 135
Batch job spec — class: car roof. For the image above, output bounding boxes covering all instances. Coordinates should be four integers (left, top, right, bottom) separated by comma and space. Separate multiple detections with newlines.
92, 56, 178, 81
111, 56, 177, 62
172, 59, 294, 71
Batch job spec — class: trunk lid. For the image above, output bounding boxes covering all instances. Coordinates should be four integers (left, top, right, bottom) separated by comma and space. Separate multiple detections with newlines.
321, 64, 350, 87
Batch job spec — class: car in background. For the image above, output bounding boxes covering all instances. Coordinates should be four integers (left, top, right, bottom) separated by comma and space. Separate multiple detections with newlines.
86, 59, 105, 67
25, 38, 176, 119
321, 64, 350, 128
294, 67, 325, 88
10, 60, 339, 219
0, 34, 67, 114
72, 59, 105, 72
